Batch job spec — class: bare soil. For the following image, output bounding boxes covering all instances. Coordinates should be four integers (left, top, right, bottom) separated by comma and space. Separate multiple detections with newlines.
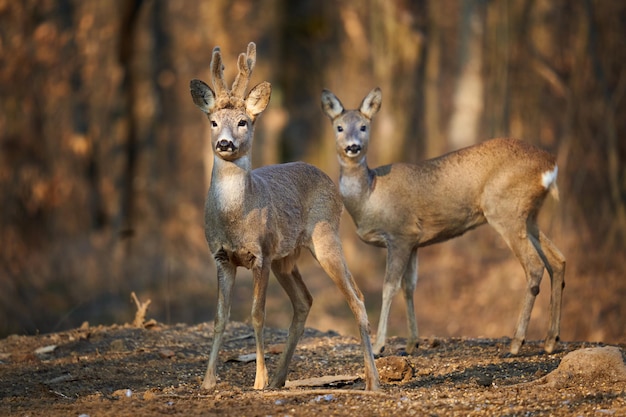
1, 321, 625, 416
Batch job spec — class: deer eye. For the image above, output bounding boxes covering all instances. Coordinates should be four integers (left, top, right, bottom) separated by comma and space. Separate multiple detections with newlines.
360, 125, 367, 132
210, 120, 218, 127
238, 119, 247, 127
337, 126, 343, 132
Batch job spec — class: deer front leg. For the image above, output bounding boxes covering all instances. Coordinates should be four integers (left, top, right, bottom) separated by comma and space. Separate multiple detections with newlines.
203, 258, 236, 389
373, 244, 413, 355
402, 248, 419, 354
251, 259, 270, 390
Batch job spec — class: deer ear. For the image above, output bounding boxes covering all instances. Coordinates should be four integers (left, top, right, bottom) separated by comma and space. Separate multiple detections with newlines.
321, 89, 344, 120
359, 87, 382, 119
245, 81, 271, 117
190, 79, 216, 114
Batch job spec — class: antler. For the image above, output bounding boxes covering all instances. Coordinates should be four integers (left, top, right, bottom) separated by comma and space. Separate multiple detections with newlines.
210, 46, 228, 98
206, 42, 259, 110
231, 42, 257, 98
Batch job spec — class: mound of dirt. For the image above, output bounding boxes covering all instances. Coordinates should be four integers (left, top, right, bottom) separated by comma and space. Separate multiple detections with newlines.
1, 322, 625, 416
536, 346, 626, 388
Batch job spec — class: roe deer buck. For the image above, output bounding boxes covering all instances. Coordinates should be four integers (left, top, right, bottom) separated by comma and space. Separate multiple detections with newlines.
189, 43, 379, 390
321, 87, 565, 356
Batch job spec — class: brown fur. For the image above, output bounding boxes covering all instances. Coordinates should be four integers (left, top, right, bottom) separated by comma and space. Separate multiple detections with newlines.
322, 87, 565, 356
189, 44, 380, 391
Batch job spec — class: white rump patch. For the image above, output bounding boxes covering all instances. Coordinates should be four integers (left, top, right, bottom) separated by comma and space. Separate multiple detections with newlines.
541, 165, 558, 189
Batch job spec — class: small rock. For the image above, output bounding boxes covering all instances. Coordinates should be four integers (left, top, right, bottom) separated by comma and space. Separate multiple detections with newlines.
111, 388, 132, 399
10, 353, 39, 363
143, 390, 158, 400
144, 319, 158, 328
475, 374, 493, 387
311, 394, 334, 403
109, 339, 126, 353
158, 348, 176, 359
227, 353, 258, 363
425, 337, 441, 348
375, 355, 414, 383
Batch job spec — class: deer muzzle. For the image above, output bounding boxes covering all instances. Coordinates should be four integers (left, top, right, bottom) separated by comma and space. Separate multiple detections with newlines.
345, 144, 362, 156
216, 139, 236, 153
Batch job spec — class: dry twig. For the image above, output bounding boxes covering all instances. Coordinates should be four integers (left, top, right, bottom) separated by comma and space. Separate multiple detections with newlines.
130, 292, 151, 328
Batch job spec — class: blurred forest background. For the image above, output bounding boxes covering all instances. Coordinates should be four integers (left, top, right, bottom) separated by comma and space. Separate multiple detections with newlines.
1, 0, 624, 345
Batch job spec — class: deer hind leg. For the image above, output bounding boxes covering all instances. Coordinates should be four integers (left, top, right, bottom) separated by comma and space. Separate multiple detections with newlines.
268, 259, 312, 388
402, 248, 419, 354
373, 244, 413, 355
310, 224, 380, 391
528, 229, 566, 353
203, 260, 236, 390
251, 259, 271, 389
489, 219, 547, 355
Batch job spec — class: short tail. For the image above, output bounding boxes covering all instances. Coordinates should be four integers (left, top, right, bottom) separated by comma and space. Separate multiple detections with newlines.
542, 165, 559, 202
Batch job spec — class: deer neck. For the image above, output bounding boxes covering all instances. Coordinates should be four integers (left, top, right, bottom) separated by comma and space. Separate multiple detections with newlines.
209, 155, 252, 214
338, 158, 373, 220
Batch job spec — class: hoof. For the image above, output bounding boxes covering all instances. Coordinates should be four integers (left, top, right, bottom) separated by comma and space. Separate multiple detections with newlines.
201, 379, 217, 390
365, 379, 381, 391
510, 338, 524, 355
373, 345, 385, 358
405, 340, 419, 355
268, 377, 286, 390
544, 336, 559, 354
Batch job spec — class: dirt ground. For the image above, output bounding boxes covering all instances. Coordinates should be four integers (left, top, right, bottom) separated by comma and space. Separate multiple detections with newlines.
1, 321, 625, 417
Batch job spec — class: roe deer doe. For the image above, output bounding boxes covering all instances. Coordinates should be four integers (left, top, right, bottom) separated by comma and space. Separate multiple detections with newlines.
321, 87, 565, 356
189, 43, 379, 390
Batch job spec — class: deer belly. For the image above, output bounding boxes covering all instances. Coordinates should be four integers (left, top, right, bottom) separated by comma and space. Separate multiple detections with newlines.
419, 211, 487, 246
357, 228, 389, 248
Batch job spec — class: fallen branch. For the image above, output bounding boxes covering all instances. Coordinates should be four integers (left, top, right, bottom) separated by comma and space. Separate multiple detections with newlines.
130, 292, 151, 328
261, 388, 390, 398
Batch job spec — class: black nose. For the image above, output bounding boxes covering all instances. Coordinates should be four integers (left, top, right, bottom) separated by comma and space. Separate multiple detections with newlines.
345, 144, 362, 155
216, 139, 235, 152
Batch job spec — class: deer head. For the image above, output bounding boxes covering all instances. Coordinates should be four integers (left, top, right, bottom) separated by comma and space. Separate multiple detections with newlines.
321, 87, 382, 165
190, 42, 271, 163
